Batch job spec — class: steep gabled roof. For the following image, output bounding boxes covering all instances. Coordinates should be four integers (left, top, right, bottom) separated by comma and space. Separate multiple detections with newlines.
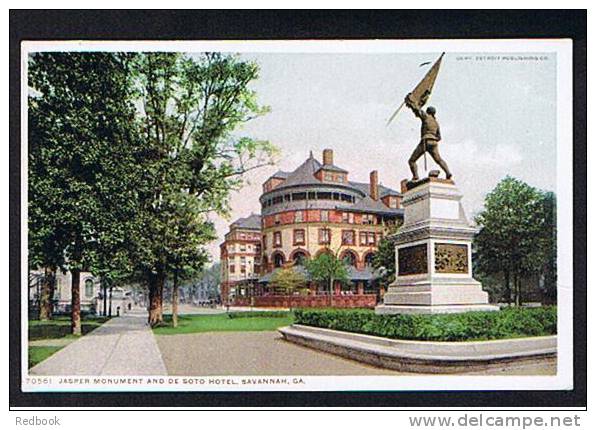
265, 153, 401, 200
336, 195, 403, 216
348, 181, 401, 198
270, 170, 290, 179
317, 163, 348, 174
230, 213, 262, 230
278, 155, 323, 188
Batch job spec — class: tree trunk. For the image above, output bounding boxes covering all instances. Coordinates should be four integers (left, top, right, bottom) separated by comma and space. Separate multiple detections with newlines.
39, 266, 56, 320
514, 273, 521, 306
71, 268, 82, 336
172, 270, 179, 328
102, 282, 108, 317
148, 271, 165, 327
504, 270, 511, 306
108, 285, 113, 317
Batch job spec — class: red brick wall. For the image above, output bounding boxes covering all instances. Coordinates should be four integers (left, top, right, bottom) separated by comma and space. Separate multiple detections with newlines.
230, 294, 377, 309
263, 209, 353, 227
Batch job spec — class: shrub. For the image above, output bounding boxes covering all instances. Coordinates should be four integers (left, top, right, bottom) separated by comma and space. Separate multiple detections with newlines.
293, 306, 557, 341
227, 311, 291, 319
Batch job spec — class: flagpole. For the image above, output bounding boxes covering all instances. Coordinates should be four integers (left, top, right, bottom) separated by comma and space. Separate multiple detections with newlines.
386, 100, 405, 127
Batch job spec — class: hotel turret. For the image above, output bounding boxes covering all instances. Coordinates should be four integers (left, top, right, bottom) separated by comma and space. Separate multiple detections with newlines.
220, 149, 404, 306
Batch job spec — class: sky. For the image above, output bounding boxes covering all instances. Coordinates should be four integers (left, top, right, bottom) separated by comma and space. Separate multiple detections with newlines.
204, 51, 557, 262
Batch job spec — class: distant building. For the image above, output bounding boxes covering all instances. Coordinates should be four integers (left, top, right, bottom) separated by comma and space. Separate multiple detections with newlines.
219, 214, 262, 303
29, 270, 101, 314
29, 270, 135, 316
220, 149, 404, 306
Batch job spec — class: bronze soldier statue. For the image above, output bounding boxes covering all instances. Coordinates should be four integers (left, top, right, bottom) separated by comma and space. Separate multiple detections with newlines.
405, 94, 452, 181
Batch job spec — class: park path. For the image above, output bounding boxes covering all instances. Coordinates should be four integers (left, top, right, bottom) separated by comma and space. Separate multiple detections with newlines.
29, 309, 167, 376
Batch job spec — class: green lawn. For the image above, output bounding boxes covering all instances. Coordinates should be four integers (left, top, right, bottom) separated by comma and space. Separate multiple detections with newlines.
29, 315, 110, 341
28, 315, 110, 369
29, 346, 64, 368
152, 312, 294, 335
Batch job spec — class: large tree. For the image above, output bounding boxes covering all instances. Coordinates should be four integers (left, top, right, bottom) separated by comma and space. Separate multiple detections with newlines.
372, 225, 400, 286
540, 192, 557, 304
28, 52, 144, 333
131, 53, 276, 326
305, 251, 349, 297
163, 192, 213, 327
474, 176, 556, 305
271, 267, 307, 295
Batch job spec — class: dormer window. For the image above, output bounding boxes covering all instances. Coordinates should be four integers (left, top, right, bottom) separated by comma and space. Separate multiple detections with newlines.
322, 171, 346, 183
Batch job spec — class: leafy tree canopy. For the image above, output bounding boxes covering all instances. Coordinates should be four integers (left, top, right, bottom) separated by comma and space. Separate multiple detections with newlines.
305, 252, 349, 292
271, 267, 307, 295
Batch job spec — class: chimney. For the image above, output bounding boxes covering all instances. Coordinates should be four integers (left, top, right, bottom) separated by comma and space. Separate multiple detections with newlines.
322, 148, 334, 165
370, 170, 379, 201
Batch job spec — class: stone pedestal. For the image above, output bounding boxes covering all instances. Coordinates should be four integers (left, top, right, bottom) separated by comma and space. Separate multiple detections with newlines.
375, 177, 499, 315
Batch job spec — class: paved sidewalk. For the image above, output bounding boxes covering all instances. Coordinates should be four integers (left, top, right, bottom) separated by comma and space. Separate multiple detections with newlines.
30, 310, 167, 376
156, 331, 405, 375
156, 331, 557, 376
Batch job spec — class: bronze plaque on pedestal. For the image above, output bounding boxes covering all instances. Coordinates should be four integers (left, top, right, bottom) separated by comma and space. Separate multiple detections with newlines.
398, 244, 428, 275
434, 243, 468, 274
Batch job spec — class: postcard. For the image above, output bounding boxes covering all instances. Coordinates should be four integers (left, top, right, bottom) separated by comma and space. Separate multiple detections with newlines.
21, 39, 573, 393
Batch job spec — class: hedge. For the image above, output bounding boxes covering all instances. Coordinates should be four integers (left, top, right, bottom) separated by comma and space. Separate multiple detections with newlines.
293, 306, 557, 341
227, 311, 291, 319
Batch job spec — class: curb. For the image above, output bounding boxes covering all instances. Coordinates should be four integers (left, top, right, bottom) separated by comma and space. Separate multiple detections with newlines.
278, 324, 557, 374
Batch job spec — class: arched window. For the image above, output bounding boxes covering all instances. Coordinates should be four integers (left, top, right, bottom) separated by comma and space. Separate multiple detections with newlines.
85, 279, 94, 298
364, 252, 375, 267
273, 252, 285, 268
342, 250, 357, 267
293, 251, 307, 266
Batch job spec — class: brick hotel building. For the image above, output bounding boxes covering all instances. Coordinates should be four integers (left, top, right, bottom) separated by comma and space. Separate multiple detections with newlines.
220, 149, 404, 307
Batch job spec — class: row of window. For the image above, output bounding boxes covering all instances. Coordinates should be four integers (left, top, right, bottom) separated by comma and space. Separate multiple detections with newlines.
227, 243, 261, 254
267, 250, 375, 269
341, 230, 382, 246
228, 261, 261, 274
262, 191, 357, 208
322, 171, 347, 183
265, 229, 382, 248
52, 279, 95, 300
269, 210, 379, 227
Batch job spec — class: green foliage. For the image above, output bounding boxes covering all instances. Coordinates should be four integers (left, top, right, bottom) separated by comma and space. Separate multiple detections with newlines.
131, 52, 277, 298
294, 307, 557, 341
474, 176, 557, 305
227, 311, 291, 319
305, 252, 349, 293
29, 316, 110, 341
372, 235, 396, 285
28, 52, 144, 279
28, 52, 277, 325
270, 267, 307, 295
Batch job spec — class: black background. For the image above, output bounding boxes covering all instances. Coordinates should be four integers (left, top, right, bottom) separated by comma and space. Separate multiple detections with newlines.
9, 9, 587, 409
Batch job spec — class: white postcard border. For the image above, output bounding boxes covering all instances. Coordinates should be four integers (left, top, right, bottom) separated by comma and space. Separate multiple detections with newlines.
20, 39, 574, 393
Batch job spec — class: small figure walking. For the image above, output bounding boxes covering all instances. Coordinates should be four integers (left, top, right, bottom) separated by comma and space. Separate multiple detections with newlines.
405, 94, 452, 181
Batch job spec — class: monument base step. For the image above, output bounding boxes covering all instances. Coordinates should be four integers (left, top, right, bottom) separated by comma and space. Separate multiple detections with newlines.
382, 284, 490, 306
375, 304, 500, 315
